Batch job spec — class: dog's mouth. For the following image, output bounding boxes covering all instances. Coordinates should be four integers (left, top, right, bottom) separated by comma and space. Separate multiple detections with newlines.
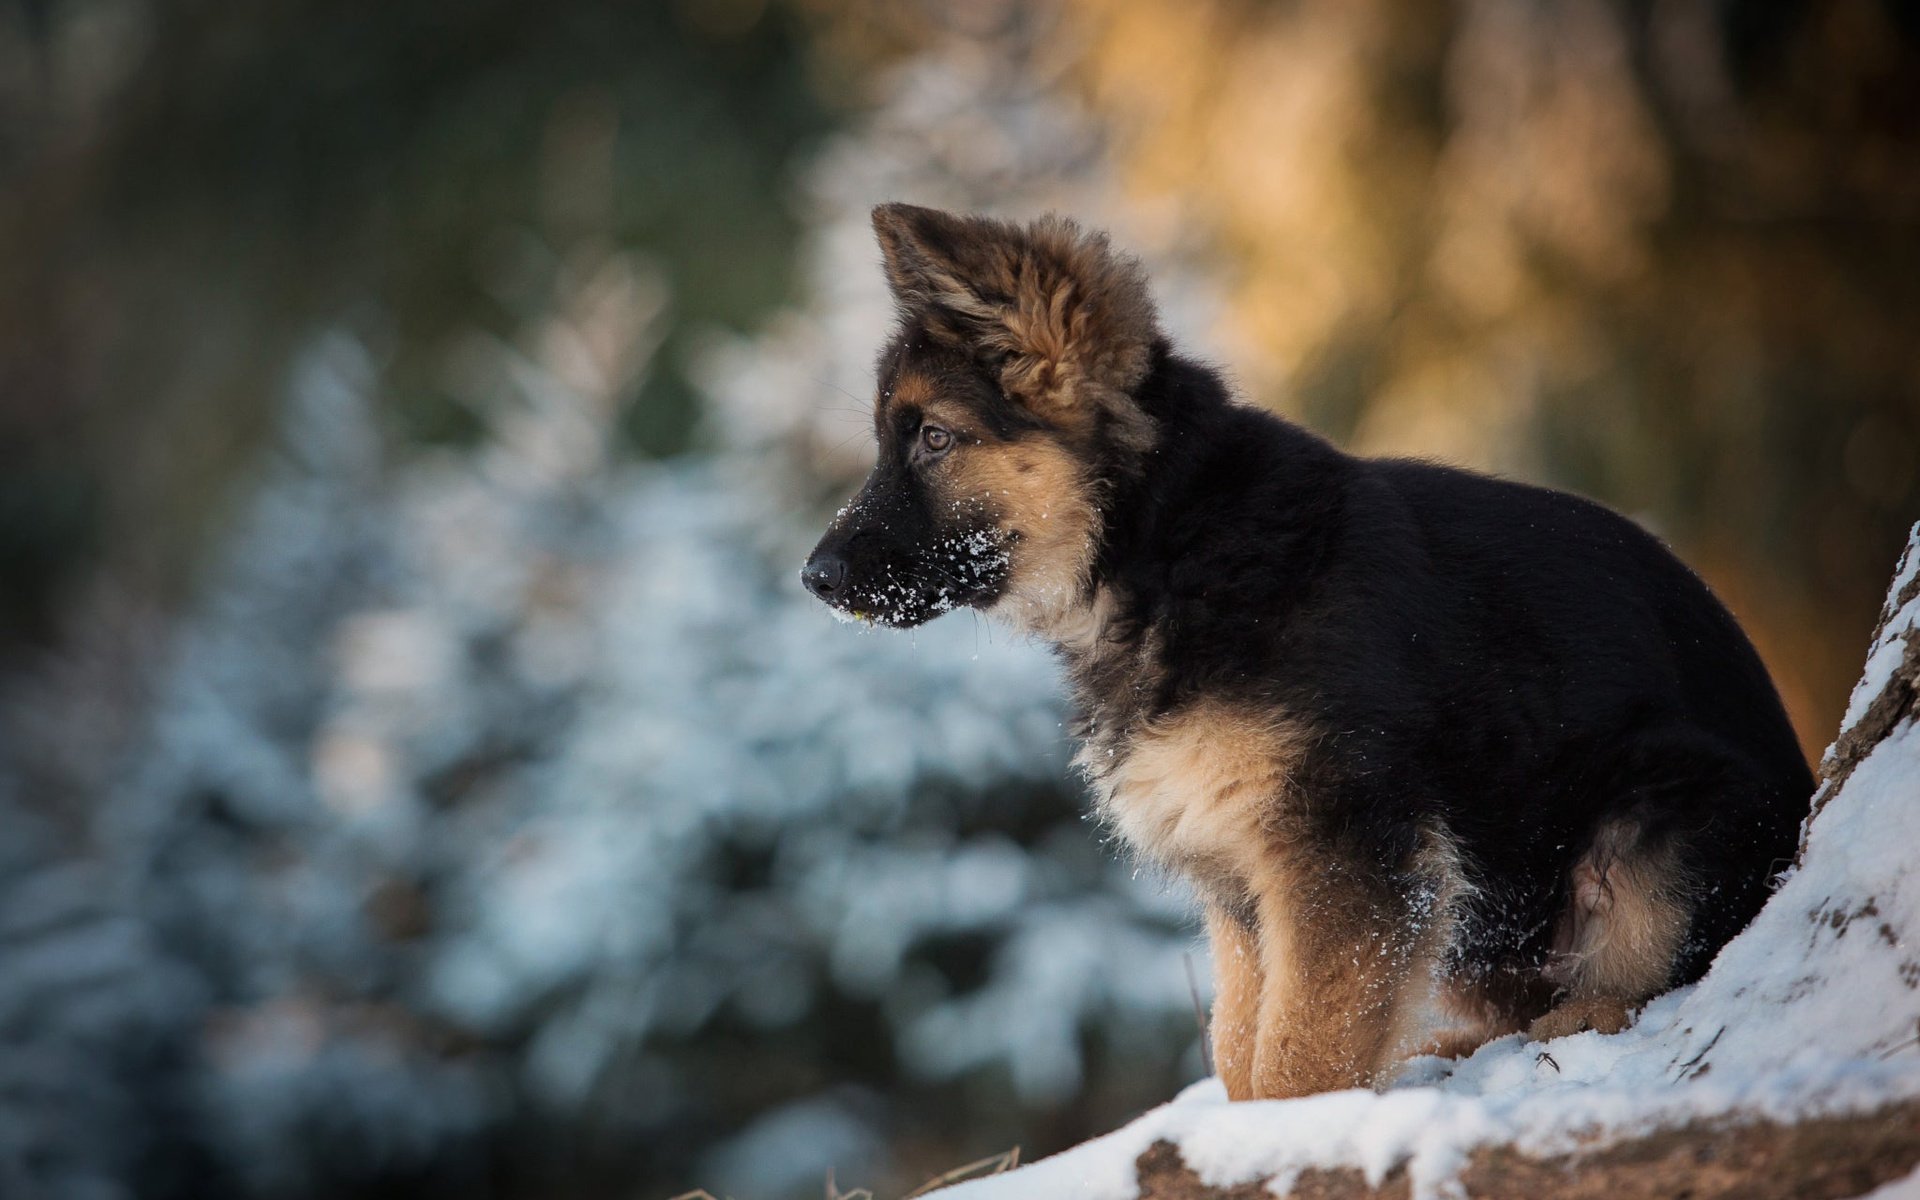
827, 581, 954, 629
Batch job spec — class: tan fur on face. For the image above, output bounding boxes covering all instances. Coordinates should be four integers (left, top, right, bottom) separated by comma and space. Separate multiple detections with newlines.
942, 434, 1103, 636
888, 369, 939, 412
1532, 819, 1692, 1040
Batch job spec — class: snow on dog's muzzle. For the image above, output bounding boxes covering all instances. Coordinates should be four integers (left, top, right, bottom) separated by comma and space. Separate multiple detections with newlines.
802, 493, 1007, 628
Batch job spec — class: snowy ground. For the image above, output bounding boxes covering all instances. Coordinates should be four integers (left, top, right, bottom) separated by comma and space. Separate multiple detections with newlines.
940, 530, 1920, 1200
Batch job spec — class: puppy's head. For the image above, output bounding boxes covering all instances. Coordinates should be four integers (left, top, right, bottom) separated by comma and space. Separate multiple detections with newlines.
802, 204, 1159, 630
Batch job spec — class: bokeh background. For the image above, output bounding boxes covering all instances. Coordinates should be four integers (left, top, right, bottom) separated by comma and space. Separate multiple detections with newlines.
1, 1, 1916, 1197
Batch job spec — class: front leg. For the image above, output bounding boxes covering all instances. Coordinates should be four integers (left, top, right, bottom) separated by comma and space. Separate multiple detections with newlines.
1205, 903, 1262, 1101
1248, 862, 1415, 1098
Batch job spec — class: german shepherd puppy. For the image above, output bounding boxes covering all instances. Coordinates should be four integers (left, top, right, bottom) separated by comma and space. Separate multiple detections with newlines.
802, 204, 1812, 1100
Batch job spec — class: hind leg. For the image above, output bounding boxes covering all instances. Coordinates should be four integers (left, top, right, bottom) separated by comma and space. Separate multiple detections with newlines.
1530, 818, 1689, 1040
1528, 742, 1802, 1042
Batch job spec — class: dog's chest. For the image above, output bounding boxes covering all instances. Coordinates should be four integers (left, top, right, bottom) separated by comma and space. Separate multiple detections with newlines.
1076, 702, 1305, 883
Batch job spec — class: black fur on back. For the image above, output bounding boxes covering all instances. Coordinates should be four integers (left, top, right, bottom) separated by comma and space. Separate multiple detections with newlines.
1078, 341, 1813, 985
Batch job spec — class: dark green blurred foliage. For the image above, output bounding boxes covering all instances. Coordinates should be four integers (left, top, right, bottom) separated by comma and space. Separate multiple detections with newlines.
0, 0, 831, 649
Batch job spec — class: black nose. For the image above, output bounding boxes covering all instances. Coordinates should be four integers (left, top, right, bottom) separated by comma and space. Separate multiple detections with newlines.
802, 553, 847, 600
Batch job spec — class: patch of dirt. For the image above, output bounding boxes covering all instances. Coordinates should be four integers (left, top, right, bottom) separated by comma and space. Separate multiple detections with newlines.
1135, 1141, 1409, 1200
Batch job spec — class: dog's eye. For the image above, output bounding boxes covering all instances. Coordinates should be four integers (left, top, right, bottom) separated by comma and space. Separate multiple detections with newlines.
921, 425, 953, 454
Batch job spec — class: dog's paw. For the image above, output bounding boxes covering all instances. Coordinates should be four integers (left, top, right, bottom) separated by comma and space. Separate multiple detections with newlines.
1528, 995, 1632, 1042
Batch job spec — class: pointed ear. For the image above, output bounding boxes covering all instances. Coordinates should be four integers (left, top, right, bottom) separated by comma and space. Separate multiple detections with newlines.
870, 204, 1159, 436
871, 202, 1012, 331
